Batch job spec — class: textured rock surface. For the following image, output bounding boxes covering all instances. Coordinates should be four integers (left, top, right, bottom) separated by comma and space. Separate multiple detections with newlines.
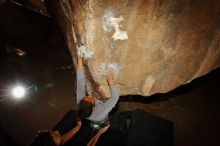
47, 0, 220, 99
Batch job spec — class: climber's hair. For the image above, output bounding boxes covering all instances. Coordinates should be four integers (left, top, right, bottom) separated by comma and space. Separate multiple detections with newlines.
77, 98, 94, 118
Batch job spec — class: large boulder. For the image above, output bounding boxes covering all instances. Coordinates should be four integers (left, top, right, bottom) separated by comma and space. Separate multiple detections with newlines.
46, 0, 220, 99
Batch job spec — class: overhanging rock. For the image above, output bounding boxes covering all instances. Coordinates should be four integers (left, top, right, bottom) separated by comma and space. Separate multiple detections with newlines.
46, 0, 220, 99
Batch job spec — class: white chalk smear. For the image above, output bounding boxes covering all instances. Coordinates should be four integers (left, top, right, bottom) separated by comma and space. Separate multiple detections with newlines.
77, 45, 94, 59
102, 10, 114, 32
107, 63, 120, 75
102, 10, 128, 41
110, 16, 128, 40
97, 63, 121, 78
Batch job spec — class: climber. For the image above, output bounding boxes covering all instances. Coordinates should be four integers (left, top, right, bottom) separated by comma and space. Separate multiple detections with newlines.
76, 55, 120, 144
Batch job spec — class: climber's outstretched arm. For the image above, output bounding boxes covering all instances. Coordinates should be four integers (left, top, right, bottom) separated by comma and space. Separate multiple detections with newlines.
76, 57, 86, 103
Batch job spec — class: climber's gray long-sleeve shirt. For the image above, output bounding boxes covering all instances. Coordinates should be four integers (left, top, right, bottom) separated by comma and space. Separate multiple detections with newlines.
77, 68, 119, 122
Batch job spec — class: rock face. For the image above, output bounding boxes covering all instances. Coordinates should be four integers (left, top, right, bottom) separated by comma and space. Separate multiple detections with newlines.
47, 0, 220, 99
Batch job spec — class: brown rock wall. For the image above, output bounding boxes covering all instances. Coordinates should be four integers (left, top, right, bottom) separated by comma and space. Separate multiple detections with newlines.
46, 0, 220, 99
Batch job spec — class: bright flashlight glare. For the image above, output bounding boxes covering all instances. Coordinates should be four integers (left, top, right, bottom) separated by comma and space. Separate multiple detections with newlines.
12, 86, 26, 99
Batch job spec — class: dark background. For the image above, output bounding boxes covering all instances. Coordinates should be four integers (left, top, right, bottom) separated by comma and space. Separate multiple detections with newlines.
0, 1, 220, 146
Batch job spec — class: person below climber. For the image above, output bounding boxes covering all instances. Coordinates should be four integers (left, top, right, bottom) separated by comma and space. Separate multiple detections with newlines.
30, 120, 82, 146
76, 56, 120, 145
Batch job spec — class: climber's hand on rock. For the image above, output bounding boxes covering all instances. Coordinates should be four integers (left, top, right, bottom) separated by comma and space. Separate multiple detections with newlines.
107, 68, 115, 86
77, 57, 83, 70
